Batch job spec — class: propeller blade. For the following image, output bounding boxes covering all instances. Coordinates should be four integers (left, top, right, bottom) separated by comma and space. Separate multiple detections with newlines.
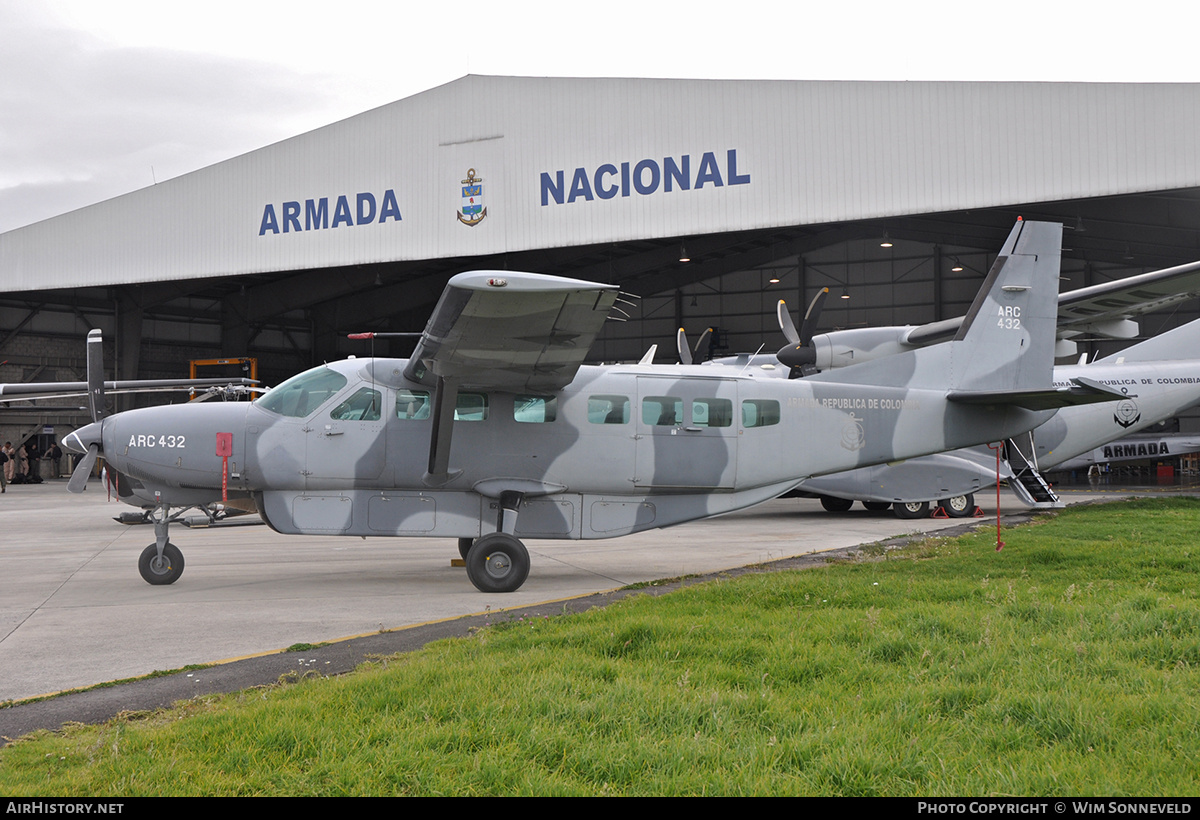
799, 287, 829, 344
67, 443, 98, 494
776, 288, 829, 378
85, 329, 107, 422
777, 300, 800, 345
692, 327, 712, 362
677, 327, 714, 365
676, 328, 691, 365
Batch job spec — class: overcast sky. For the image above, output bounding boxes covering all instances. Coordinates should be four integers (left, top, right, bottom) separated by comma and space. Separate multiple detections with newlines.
3, 0, 1200, 234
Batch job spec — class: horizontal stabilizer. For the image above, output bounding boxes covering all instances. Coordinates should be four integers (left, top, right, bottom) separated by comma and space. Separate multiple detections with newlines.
948, 376, 1127, 410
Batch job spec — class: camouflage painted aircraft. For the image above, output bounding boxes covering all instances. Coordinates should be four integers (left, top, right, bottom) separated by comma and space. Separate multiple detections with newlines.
669, 246, 1200, 518
793, 314, 1200, 516
60, 219, 1118, 593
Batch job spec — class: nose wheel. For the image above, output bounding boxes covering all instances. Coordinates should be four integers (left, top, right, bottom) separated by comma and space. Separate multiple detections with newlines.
137, 503, 186, 585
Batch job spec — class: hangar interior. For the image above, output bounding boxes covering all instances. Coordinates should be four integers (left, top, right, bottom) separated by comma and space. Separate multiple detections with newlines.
3, 77, 1200, 457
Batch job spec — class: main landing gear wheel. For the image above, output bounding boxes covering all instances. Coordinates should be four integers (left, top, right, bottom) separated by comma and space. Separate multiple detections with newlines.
939, 494, 976, 518
862, 501, 893, 512
458, 537, 474, 560
819, 495, 854, 513
465, 532, 530, 593
138, 543, 185, 585
893, 501, 930, 520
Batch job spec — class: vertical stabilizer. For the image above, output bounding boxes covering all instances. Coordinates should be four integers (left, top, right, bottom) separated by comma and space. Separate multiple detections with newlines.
807, 220, 1063, 394
946, 219, 1061, 392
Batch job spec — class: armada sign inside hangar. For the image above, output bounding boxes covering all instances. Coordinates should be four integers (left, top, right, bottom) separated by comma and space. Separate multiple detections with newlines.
255, 147, 753, 236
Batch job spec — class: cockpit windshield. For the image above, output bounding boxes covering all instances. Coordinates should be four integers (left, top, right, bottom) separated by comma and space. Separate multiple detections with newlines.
256, 367, 348, 418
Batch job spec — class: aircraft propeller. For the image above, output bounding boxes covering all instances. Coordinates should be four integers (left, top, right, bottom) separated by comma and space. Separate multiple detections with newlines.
66, 329, 107, 494
676, 326, 713, 365
776, 287, 829, 378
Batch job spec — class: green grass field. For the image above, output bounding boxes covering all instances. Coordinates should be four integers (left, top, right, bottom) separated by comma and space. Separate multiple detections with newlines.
2, 497, 1198, 795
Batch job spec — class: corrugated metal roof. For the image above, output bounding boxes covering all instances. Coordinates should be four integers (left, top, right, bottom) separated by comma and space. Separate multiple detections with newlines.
4, 76, 1200, 292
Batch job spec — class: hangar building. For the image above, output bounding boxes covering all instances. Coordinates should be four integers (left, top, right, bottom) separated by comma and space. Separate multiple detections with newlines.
4, 75, 1200, 452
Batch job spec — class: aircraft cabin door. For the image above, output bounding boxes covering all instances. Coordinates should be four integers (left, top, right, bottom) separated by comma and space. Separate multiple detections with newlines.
304, 385, 388, 485
634, 377, 737, 490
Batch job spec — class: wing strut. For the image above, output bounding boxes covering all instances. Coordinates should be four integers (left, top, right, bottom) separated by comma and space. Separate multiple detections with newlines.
424, 377, 462, 486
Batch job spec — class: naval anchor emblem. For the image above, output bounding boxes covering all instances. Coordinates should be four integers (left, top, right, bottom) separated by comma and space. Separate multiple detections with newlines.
457, 168, 487, 226
1114, 398, 1141, 429
840, 413, 866, 451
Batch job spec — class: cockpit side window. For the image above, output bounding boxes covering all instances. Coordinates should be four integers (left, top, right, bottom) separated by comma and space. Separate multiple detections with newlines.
256, 368, 348, 418
329, 387, 382, 421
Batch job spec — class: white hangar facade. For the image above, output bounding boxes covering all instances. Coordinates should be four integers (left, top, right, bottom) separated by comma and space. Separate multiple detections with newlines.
4, 75, 1200, 442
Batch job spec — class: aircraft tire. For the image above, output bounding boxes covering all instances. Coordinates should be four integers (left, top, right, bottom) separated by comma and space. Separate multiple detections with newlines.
138, 543, 185, 586
819, 495, 854, 513
893, 501, 930, 520
862, 501, 892, 512
939, 494, 975, 518
458, 537, 474, 560
465, 532, 530, 593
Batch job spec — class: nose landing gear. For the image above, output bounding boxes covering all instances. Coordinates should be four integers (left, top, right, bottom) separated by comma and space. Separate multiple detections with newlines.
138, 504, 186, 585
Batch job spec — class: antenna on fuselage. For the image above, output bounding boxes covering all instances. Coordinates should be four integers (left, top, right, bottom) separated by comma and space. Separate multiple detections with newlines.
347, 332, 422, 415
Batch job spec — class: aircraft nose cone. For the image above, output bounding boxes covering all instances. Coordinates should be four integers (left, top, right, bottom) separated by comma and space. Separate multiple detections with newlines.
64, 421, 102, 454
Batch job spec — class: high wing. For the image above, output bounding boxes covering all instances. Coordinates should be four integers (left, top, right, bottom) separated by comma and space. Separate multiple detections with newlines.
402, 270, 622, 483
903, 260, 1200, 347
403, 270, 621, 393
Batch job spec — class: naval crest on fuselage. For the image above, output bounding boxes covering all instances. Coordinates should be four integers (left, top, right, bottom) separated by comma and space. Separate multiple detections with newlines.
1114, 398, 1141, 429
840, 413, 866, 451
457, 169, 487, 227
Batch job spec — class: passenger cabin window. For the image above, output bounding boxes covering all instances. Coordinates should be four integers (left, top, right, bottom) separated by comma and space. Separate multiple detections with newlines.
692, 398, 733, 428
514, 395, 557, 423
588, 395, 630, 424
455, 393, 489, 421
643, 396, 683, 426
256, 368, 348, 418
395, 390, 431, 420
742, 399, 781, 428
329, 387, 382, 421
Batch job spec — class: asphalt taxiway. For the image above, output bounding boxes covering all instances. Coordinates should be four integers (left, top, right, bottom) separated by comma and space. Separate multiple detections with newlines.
0, 477, 1141, 740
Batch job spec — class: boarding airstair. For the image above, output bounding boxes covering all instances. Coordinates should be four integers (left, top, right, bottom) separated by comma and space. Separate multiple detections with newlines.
1004, 433, 1062, 508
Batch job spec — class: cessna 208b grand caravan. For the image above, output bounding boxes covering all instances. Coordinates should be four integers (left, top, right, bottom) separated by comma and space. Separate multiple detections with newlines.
62, 219, 1119, 593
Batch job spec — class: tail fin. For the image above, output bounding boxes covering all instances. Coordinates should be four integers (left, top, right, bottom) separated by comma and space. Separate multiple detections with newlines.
944, 219, 1061, 392
805, 219, 1062, 395
1096, 316, 1200, 364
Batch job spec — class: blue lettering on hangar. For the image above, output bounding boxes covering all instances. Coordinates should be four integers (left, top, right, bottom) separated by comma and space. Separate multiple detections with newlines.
259, 190, 402, 236
541, 149, 751, 206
